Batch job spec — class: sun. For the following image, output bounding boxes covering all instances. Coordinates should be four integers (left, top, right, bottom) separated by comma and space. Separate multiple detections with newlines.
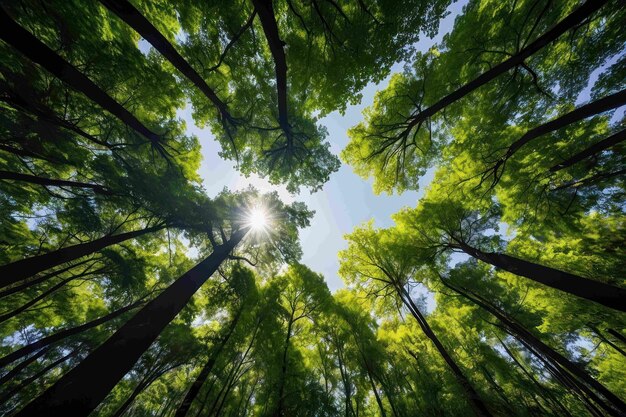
247, 206, 269, 231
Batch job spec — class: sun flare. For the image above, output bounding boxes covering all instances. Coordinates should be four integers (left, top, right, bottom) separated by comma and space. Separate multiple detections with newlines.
247, 206, 268, 231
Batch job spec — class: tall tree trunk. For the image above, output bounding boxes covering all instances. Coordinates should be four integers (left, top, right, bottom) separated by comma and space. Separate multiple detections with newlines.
275, 309, 294, 417
13, 228, 248, 417
0, 170, 113, 195
0, 8, 163, 150
490, 89, 626, 184
363, 361, 386, 417
97, 0, 234, 125
0, 259, 92, 299
454, 241, 626, 311
550, 128, 626, 173
399, 288, 493, 417
0, 347, 50, 386
0, 224, 165, 288
400, 0, 608, 133
607, 329, 626, 345
0, 349, 77, 405
174, 307, 243, 417
251, 0, 292, 140
441, 279, 626, 416
0, 299, 144, 368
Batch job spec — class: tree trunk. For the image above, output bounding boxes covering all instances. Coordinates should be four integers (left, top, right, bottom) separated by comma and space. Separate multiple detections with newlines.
13, 227, 248, 417
0, 347, 50, 386
0, 299, 144, 368
275, 309, 294, 417
550, 128, 626, 173
607, 329, 626, 345
0, 224, 165, 288
0, 8, 162, 148
0, 170, 113, 195
174, 307, 243, 417
441, 279, 626, 416
500, 89, 626, 166
0, 349, 77, 405
455, 242, 626, 311
399, 289, 493, 417
401, 0, 608, 132
97, 0, 234, 125
0, 259, 92, 299
364, 363, 386, 417
251, 0, 291, 139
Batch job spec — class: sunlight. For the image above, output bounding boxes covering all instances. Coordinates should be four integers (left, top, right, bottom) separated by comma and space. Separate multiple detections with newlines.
247, 206, 269, 231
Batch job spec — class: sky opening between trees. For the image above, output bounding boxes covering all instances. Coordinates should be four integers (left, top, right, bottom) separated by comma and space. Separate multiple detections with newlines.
0, 0, 625, 416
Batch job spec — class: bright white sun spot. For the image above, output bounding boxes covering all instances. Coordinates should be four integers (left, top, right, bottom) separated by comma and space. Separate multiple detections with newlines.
248, 206, 268, 231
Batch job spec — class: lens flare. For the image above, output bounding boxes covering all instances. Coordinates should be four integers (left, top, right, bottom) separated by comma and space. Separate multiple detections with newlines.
247, 206, 268, 231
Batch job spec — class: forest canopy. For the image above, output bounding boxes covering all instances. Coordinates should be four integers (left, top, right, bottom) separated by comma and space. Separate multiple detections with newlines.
0, 0, 624, 416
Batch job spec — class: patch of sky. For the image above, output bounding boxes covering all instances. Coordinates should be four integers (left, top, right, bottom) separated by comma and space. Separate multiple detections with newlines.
175, 1, 468, 291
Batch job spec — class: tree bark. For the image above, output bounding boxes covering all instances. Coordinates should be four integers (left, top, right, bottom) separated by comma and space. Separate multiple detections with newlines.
0, 224, 165, 288
0, 349, 77, 405
441, 279, 626, 416
607, 329, 626, 345
274, 308, 294, 417
0, 259, 92, 300
174, 307, 243, 417
0, 347, 50, 386
400, 0, 608, 133
499, 89, 626, 168
550, 128, 626, 173
97, 0, 234, 125
399, 289, 493, 417
0, 8, 162, 149
0, 299, 144, 368
13, 227, 248, 417
0, 170, 113, 195
455, 242, 626, 311
251, 0, 292, 139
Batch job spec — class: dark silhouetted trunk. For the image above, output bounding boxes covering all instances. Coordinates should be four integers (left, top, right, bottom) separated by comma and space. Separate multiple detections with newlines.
608, 329, 626, 345
97, 0, 234, 125
14, 228, 247, 417
0, 8, 162, 147
251, 0, 291, 139
401, 0, 608, 132
502, 89, 626, 165
441, 279, 626, 416
0, 347, 50, 386
174, 307, 243, 417
0, 259, 92, 299
0, 299, 144, 368
399, 288, 493, 417
454, 242, 626, 311
0, 224, 165, 288
0, 349, 77, 404
550, 129, 626, 173
275, 309, 294, 417
0, 170, 113, 195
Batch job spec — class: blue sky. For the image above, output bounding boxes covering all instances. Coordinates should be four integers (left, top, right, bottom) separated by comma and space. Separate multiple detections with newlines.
171, 2, 470, 291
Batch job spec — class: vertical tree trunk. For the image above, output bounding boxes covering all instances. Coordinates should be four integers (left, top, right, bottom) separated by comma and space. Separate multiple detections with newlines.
174, 307, 243, 417
97, 0, 234, 124
441, 279, 626, 416
399, 289, 493, 417
550, 128, 626, 173
275, 309, 294, 417
13, 228, 248, 417
0, 225, 165, 288
0, 8, 163, 148
455, 242, 626, 312
400, 0, 608, 132
0, 299, 144, 368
